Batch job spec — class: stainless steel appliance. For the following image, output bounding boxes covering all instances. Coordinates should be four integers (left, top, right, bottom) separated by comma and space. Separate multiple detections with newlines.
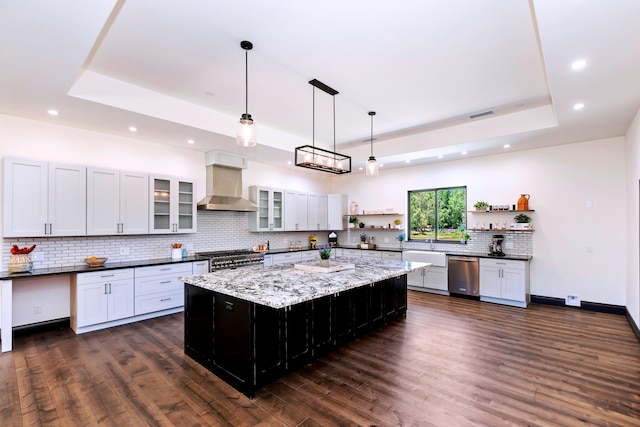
447, 256, 479, 296
489, 234, 505, 257
195, 250, 264, 271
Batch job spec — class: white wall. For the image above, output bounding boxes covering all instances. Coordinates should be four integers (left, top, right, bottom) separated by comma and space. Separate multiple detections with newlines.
625, 107, 640, 327
333, 137, 627, 305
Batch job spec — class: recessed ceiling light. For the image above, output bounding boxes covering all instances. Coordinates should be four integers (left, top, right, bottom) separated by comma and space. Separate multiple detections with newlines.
504, 144, 510, 148
379, 164, 384, 168
187, 139, 195, 144
461, 151, 467, 155
128, 126, 137, 132
205, 92, 214, 96
573, 103, 585, 110
47, 109, 59, 116
405, 160, 411, 164
359, 167, 364, 171
571, 60, 587, 70
438, 155, 443, 159
287, 160, 292, 165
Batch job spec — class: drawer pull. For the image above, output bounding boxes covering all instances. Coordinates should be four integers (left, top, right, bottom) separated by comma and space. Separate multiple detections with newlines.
160, 268, 171, 271
160, 280, 171, 284
224, 301, 234, 311
160, 298, 172, 302
100, 274, 115, 278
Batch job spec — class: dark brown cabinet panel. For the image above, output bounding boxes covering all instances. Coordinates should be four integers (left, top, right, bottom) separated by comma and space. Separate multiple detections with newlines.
184, 285, 214, 365
334, 289, 355, 346
353, 285, 371, 336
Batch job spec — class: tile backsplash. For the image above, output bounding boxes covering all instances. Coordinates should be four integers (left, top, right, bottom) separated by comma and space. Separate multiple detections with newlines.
2, 212, 532, 270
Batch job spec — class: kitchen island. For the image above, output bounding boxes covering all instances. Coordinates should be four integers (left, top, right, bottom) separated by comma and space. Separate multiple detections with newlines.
180, 257, 428, 398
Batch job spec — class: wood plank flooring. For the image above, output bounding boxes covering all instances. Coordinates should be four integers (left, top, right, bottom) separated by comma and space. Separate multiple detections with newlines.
2, 290, 639, 426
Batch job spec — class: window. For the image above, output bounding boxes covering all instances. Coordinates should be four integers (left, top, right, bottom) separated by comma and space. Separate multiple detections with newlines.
408, 186, 467, 242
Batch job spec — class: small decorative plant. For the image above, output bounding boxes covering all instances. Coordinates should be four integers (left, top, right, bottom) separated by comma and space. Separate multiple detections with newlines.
474, 201, 489, 210
349, 216, 359, 225
360, 233, 367, 243
397, 233, 406, 243
459, 225, 470, 243
319, 244, 332, 260
514, 213, 531, 223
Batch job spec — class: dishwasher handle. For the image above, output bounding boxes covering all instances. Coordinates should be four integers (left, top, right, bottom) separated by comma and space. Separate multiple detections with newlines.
448, 256, 478, 263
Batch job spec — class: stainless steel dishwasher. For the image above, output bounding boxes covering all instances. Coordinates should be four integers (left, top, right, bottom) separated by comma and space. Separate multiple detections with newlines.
447, 256, 479, 296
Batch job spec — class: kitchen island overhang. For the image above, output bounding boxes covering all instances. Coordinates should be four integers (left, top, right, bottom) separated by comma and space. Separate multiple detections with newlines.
180, 257, 429, 398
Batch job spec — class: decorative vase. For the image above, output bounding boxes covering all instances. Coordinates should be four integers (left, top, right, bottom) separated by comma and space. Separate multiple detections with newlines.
320, 259, 330, 267
349, 202, 358, 215
8, 254, 33, 273
517, 194, 530, 211
171, 248, 183, 260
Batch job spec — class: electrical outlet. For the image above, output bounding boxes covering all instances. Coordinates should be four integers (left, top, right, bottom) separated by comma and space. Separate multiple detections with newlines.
33, 304, 42, 314
565, 295, 581, 307
120, 247, 130, 255
31, 251, 44, 261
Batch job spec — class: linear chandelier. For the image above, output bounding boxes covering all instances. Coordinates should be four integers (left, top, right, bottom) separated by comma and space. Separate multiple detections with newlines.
294, 79, 351, 174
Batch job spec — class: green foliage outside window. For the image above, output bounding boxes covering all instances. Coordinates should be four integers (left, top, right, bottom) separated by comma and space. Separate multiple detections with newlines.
408, 186, 467, 241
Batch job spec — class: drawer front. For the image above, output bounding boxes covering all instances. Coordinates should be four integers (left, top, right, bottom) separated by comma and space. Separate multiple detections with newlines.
272, 252, 301, 264
341, 249, 361, 257
135, 263, 192, 278
381, 251, 402, 260
135, 291, 184, 315
361, 251, 382, 259
480, 258, 525, 270
135, 275, 183, 296
300, 251, 318, 261
77, 268, 134, 285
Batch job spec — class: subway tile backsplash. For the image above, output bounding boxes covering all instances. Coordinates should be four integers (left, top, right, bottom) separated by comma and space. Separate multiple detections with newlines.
2, 212, 532, 270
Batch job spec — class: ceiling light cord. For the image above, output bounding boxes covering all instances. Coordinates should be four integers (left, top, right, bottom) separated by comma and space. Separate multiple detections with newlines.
236, 40, 256, 147
366, 111, 379, 177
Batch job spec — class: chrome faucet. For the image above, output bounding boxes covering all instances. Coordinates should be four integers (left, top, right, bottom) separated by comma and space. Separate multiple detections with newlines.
427, 237, 434, 250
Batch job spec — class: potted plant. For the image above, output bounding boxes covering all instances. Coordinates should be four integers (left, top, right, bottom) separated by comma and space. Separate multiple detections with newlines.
348, 216, 359, 228
473, 201, 489, 211
359, 233, 368, 249
514, 213, 531, 223
397, 233, 406, 250
458, 225, 470, 244
318, 244, 332, 267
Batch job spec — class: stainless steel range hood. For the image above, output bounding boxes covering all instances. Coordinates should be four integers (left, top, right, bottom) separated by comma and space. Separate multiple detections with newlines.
197, 151, 258, 212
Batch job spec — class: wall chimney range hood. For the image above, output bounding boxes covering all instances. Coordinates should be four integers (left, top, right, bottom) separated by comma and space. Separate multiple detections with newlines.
197, 151, 258, 212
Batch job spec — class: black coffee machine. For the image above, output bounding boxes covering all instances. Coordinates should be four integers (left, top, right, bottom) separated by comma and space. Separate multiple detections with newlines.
328, 231, 338, 247
489, 234, 505, 257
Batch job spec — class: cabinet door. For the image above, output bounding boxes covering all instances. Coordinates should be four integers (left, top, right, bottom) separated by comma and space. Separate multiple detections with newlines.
76, 282, 109, 327
271, 189, 284, 230
120, 171, 149, 234
353, 285, 370, 336
311, 295, 333, 356
424, 268, 448, 291
214, 294, 252, 386
307, 193, 319, 230
185, 285, 214, 365
284, 302, 311, 370
107, 278, 135, 321
3, 158, 48, 237
395, 275, 407, 316
150, 176, 173, 233
327, 194, 346, 231
316, 194, 328, 230
87, 167, 120, 235
406, 269, 424, 288
502, 268, 526, 302
382, 278, 397, 320
284, 190, 308, 231
479, 265, 501, 298
370, 281, 384, 328
334, 290, 354, 346
48, 162, 86, 236
176, 179, 196, 233
192, 261, 209, 274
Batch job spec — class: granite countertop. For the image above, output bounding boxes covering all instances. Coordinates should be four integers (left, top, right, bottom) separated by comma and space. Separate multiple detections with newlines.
0, 256, 201, 280
444, 251, 532, 261
181, 256, 429, 309
265, 245, 403, 254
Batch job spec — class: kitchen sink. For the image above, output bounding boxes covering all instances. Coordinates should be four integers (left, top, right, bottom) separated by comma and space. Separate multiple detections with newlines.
402, 250, 447, 267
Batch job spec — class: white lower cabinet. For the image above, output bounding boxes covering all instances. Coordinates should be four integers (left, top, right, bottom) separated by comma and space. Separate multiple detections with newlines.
479, 258, 530, 308
406, 267, 448, 293
72, 262, 198, 334
72, 269, 135, 330
271, 252, 302, 265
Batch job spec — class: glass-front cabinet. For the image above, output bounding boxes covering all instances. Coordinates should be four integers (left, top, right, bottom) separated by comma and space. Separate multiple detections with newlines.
248, 186, 284, 232
150, 175, 196, 234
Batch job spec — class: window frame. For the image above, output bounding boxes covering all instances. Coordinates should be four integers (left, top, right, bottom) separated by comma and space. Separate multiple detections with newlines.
407, 186, 467, 243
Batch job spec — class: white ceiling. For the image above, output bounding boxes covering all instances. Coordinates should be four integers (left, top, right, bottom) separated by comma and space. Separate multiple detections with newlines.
1, 0, 639, 173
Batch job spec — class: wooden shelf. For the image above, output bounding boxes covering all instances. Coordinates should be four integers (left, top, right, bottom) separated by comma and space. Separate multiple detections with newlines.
345, 213, 402, 216
349, 227, 404, 231
469, 210, 535, 213
469, 228, 535, 232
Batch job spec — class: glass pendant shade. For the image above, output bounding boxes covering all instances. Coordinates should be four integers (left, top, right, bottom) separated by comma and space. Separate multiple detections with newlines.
366, 156, 379, 176
237, 113, 257, 147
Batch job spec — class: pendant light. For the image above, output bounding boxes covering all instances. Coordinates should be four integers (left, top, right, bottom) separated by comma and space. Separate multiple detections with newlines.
294, 79, 351, 174
236, 40, 257, 147
366, 111, 379, 176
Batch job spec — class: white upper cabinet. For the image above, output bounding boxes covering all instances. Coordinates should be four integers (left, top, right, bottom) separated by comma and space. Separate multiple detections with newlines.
307, 193, 328, 231
149, 175, 196, 234
3, 157, 86, 237
249, 186, 284, 232
284, 190, 308, 231
327, 194, 347, 231
87, 168, 149, 235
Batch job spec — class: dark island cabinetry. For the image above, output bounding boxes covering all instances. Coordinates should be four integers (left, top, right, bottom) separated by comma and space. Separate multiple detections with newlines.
184, 274, 407, 398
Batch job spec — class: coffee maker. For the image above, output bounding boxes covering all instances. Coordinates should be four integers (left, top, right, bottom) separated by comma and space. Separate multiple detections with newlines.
489, 234, 505, 257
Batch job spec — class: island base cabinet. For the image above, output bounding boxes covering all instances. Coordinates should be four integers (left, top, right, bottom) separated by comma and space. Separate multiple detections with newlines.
184, 275, 408, 398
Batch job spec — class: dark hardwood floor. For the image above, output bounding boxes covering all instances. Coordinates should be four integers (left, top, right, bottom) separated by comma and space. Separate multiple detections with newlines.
2, 290, 639, 426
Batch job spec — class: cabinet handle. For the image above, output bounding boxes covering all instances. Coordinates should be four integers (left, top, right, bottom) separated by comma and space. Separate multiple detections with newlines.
224, 301, 234, 311
101, 274, 115, 278
104, 284, 108, 294
109, 283, 112, 294
161, 268, 171, 271
160, 298, 172, 302
160, 280, 171, 284
44, 223, 48, 234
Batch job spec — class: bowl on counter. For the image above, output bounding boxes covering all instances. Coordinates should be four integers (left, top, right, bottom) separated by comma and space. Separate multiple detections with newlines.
84, 257, 108, 267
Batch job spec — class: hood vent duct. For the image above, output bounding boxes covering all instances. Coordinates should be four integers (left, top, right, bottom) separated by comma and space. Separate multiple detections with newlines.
197, 151, 258, 212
